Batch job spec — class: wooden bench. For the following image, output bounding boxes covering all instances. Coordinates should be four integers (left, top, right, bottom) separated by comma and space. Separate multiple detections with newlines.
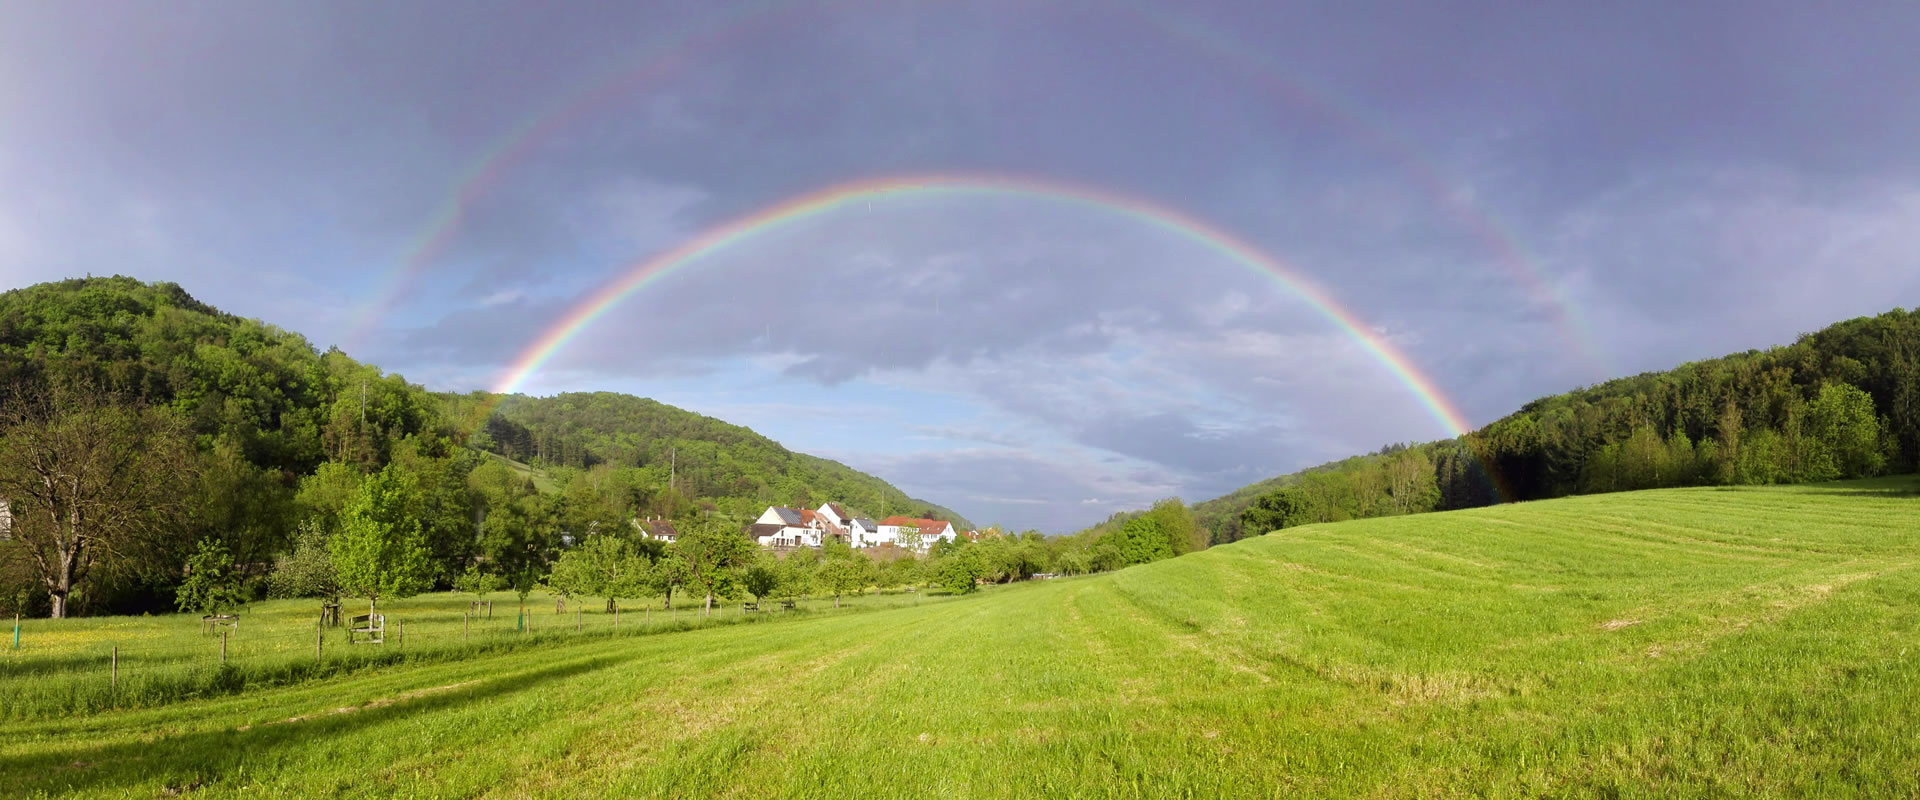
780, 599, 797, 611
202, 614, 239, 634
347, 613, 385, 644
742, 602, 759, 613
469, 600, 493, 618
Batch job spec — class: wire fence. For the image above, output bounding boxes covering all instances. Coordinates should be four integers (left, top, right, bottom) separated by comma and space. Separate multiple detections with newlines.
0, 591, 933, 719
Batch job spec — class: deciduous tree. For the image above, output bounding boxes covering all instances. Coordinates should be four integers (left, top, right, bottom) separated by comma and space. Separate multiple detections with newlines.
0, 386, 194, 617
329, 463, 431, 615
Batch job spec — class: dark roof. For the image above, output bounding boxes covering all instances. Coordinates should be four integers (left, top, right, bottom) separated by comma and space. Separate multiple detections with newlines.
748, 523, 790, 540
644, 519, 679, 539
770, 507, 805, 526
852, 518, 877, 529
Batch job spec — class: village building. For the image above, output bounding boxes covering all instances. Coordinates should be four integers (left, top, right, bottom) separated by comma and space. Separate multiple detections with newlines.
636, 517, 679, 543
749, 503, 848, 548
874, 516, 957, 549
747, 502, 958, 551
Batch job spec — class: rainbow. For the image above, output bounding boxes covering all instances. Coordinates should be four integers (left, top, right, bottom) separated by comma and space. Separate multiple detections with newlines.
338, 1, 787, 351
346, 4, 1606, 380
490, 173, 1477, 440
1124, 1, 1613, 377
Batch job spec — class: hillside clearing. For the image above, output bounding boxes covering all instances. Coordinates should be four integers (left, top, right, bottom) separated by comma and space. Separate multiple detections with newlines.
5, 479, 1919, 798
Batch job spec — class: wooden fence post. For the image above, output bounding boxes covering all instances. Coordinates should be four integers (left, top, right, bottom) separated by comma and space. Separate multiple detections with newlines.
464, 612, 470, 642
575, 609, 581, 632
221, 631, 228, 665
111, 646, 118, 691
398, 621, 404, 648
614, 606, 619, 630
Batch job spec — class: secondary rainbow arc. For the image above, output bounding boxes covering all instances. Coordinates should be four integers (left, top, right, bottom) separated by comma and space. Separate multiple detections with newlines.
346, 3, 1603, 383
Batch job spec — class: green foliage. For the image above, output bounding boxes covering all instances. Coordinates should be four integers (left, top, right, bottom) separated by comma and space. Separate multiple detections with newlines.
933, 546, 983, 594
1807, 381, 1886, 479
173, 539, 246, 615
1241, 487, 1311, 535
773, 551, 818, 600
330, 464, 432, 609
742, 554, 781, 601
816, 559, 864, 605
452, 565, 506, 600
1113, 515, 1172, 566
453, 391, 970, 527
545, 535, 651, 611
268, 518, 337, 600
672, 517, 755, 610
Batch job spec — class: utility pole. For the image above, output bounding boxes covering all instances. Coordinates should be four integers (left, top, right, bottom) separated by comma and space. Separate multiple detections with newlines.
670, 446, 676, 496
360, 380, 366, 426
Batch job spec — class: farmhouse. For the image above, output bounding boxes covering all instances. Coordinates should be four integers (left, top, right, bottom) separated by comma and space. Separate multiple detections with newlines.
636, 517, 679, 543
749, 503, 849, 548
874, 516, 957, 549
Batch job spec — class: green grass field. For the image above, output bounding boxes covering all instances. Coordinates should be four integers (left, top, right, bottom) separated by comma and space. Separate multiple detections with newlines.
5, 479, 1919, 798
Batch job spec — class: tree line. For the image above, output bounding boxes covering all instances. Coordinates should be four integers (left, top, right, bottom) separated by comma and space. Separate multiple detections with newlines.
1203, 308, 1920, 540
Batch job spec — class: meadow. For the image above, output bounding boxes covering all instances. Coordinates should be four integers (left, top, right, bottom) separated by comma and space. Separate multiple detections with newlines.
5, 479, 1919, 798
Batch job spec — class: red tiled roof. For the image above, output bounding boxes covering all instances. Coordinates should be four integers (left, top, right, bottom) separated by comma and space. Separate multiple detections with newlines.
825, 502, 851, 520
879, 516, 949, 532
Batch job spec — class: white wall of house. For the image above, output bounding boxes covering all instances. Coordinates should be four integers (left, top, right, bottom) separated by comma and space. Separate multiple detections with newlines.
875, 521, 952, 550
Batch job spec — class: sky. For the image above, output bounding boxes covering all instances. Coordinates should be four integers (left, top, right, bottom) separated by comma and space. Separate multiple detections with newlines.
3, 0, 1918, 532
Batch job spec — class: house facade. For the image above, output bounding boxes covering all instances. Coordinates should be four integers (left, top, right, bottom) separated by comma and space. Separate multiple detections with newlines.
873, 516, 956, 550
635, 517, 679, 543
749, 504, 848, 548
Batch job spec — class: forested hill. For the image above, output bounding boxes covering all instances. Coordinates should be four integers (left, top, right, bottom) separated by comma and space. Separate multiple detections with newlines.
441, 390, 971, 528
1197, 308, 1920, 542
0, 277, 969, 614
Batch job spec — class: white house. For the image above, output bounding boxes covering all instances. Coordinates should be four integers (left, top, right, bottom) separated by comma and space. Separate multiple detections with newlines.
633, 517, 679, 543
744, 503, 954, 550
874, 516, 956, 550
847, 517, 880, 547
748, 504, 848, 548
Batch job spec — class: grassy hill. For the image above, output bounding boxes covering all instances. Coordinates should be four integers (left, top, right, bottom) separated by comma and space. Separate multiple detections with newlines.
1192, 308, 1920, 544
8, 478, 1918, 797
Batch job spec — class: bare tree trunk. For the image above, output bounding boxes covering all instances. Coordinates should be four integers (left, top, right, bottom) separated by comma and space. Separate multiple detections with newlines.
50, 550, 74, 618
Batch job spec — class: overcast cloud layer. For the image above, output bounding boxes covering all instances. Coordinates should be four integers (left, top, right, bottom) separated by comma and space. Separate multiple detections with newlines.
3, 0, 1917, 530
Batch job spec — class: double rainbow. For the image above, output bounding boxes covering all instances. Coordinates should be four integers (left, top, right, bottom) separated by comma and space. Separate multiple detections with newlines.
489, 173, 1477, 440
